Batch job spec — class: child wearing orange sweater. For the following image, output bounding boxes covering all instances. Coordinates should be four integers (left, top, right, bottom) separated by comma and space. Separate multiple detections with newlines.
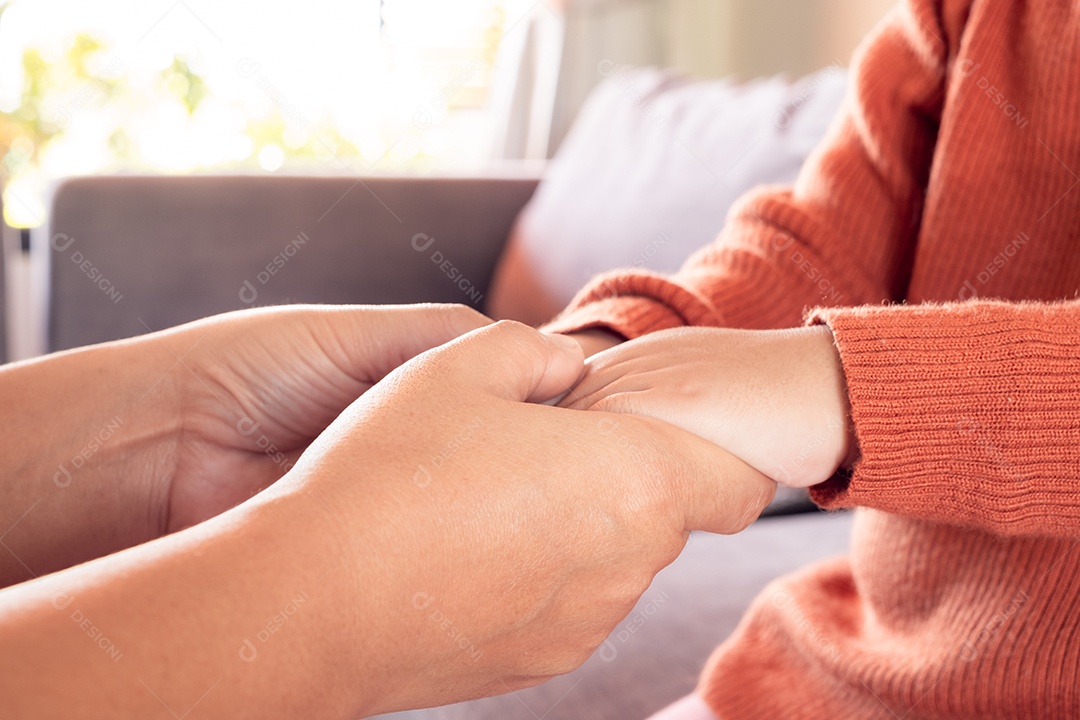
548, 0, 1080, 716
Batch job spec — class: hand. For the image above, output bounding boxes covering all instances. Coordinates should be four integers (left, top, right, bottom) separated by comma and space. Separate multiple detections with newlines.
163, 304, 490, 531
0, 303, 487, 587
0, 321, 774, 720
559, 328, 625, 358
283, 321, 776, 712
562, 325, 856, 488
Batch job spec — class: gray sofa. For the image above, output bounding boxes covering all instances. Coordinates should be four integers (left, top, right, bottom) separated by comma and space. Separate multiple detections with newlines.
45, 175, 538, 351
44, 175, 853, 719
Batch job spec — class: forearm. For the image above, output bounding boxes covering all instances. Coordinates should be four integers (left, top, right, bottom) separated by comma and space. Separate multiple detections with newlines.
0, 338, 179, 585
0, 488, 389, 720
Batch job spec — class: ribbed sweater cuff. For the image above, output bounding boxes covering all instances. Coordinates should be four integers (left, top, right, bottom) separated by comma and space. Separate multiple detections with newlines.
543, 270, 722, 339
806, 300, 1080, 536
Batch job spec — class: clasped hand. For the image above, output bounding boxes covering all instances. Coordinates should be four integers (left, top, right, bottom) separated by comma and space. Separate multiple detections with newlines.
560, 325, 857, 488
0, 304, 779, 718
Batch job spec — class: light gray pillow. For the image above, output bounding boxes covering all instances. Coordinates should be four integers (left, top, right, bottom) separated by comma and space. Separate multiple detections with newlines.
513, 65, 849, 308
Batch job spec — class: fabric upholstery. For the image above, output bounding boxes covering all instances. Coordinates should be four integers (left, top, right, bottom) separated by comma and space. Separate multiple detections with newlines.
46, 175, 538, 351
493, 66, 847, 317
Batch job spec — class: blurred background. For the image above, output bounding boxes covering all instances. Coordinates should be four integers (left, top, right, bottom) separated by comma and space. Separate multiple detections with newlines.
1, 0, 895, 228
0, 0, 897, 361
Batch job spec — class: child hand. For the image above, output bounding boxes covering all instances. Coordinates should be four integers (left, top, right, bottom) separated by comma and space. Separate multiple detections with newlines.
561, 325, 856, 488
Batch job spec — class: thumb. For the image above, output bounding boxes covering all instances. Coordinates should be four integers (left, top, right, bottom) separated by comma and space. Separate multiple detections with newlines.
315, 303, 493, 381
661, 425, 778, 534
432, 321, 585, 403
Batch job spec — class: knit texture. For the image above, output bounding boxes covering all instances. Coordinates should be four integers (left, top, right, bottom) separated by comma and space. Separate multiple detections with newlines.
548, 0, 1080, 716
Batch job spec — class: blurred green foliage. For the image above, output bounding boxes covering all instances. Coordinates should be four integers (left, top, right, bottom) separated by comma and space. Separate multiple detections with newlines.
0, 2, 369, 227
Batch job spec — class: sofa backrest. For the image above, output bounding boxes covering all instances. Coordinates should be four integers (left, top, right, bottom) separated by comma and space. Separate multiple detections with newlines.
46, 175, 538, 352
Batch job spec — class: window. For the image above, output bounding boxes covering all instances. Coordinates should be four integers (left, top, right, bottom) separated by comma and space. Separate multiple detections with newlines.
0, 0, 522, 228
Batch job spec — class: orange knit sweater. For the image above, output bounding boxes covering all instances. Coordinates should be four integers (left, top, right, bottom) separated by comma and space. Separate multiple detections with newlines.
547, 0, 1080, 716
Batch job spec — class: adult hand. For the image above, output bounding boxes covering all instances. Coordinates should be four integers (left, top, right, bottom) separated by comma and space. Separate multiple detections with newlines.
559, 327, 624, 358
164, 303, 490, 531
0, 321, 776, 720
562, 326, 856, 488
0, 303, 488, 585
282, 321, 777, 712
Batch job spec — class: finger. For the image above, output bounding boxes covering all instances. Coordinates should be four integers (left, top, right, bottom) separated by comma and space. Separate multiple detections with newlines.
655, 423, 777, 535
430, 320, 585, 403
559, 350, 640, 410
309, 304, 492, 381
561, 372, 646, 412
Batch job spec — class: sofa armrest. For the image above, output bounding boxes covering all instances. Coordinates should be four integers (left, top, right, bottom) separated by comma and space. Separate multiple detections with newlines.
44, 175, 539, 351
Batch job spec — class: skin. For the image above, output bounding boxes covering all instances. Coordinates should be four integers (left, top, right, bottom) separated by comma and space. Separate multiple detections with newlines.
0, 304, 492, 585
562, 325, 857, 488
562, 324, 856, 720
563, 327, 625, 358
0, 308, 776, 718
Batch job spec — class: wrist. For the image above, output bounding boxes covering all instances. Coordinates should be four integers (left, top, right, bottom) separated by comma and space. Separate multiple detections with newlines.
806, 325, 858, 473
256, 472, 414, 717
0, 485, 390, 719
241, 488, 399, 718
0, 337, 182, 582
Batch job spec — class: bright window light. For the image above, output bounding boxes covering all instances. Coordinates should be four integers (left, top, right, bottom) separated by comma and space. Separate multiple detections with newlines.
0, 0, 528, 228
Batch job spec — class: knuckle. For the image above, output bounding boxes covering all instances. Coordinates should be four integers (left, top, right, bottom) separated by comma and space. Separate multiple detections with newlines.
447, 303, 489, 326
725, 481, 777, 533
490, 318, 530, 334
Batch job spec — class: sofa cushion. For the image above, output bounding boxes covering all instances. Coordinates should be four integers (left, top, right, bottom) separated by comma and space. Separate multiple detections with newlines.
488, 66, 848, 326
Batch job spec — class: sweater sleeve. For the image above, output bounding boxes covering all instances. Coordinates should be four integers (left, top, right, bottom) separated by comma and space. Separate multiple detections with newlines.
545, 0, 964, 339
810, 299, 1080, 538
